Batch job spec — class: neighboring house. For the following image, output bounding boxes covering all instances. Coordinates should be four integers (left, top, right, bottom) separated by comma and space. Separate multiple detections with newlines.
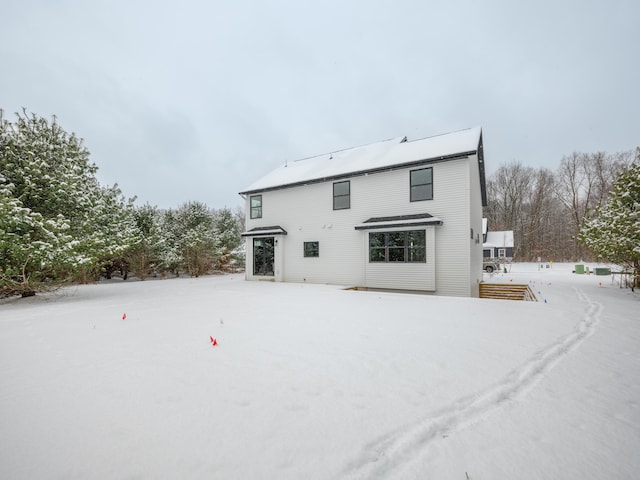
239, 127, 487, 297
482, 219, 514, 260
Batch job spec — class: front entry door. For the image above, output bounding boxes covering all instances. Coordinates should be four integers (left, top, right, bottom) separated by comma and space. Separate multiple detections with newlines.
253, 237, 274, 276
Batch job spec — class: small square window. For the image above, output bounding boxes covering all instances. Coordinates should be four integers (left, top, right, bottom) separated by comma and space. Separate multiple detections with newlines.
304, 241, 319, 257
250, 195, 262, 219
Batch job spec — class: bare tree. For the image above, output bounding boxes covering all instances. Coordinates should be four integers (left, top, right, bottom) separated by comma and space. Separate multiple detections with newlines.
485, 162, 535, 259
520, 168, 556, 261
554, 153, 594, 260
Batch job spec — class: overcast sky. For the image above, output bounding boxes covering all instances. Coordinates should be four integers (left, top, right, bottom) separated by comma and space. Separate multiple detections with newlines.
2, 0, 638, 210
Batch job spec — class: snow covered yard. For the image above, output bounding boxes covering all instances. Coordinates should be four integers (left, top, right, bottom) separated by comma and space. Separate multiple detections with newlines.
1, 265, 639, 479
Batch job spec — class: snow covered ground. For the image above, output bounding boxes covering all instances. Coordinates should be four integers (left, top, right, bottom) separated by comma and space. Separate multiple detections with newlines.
1, 264, 639, 479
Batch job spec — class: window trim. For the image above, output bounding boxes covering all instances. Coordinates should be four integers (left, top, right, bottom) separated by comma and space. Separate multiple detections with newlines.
333, 180, 350, 210
410, 167, 433, 202
369, 230, 426, 263
250, 194, 262, 219
303, 241, 319, 258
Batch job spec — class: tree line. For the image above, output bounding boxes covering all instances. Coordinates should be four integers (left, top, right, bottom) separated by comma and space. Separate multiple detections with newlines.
484, 149, 638, 263
1, 110, 244, 298
2, 109, 638, 296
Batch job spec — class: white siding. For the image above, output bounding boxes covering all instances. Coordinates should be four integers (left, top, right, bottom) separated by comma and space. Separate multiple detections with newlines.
430, 158, 472, 296
468, 152, 484, 297
244, 156, 475, 296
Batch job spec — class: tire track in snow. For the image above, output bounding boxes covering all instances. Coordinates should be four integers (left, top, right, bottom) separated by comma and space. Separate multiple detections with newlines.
344, 287, 602, 479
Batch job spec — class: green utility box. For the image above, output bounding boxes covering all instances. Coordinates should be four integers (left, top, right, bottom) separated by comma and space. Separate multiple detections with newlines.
595, 267, 611, 275
575, 264, 585, 274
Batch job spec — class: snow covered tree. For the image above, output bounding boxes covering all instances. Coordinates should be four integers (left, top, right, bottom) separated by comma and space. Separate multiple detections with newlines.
77, 184, 137, 283
125, 204, 163, 280
157, 209, 183, 277
158, 202, 221, 277
212, 207, 242, 270
0, 109, 136, 294
0, 177, 74, 296
578, 153, 640, 290
179, 202, 220, 277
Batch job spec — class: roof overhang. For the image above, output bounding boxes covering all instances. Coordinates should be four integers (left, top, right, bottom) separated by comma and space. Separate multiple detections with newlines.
241, 226, 288, 237
354, 213, 443, 230
239, 152, 473, 196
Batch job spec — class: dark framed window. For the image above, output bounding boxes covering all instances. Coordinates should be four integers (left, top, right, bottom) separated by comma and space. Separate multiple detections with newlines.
333, 181, 350, 210
303, 241, 319, 257
253, 237, 274, 275
369, 230, 426, 263
250, 195, 262, 219
410, 167, 433, 202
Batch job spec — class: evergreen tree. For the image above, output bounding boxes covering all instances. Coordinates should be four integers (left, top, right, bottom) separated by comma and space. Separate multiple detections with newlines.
578, 152, 640, 289
0, 177, 73, 296
125, 204, 163, 280
158, 202, 221, 277
178, 202, 220, 277
79, 184, 137, 282
212, 207, 242, 269
0, 109, 135, 294
158, 209, 184, 277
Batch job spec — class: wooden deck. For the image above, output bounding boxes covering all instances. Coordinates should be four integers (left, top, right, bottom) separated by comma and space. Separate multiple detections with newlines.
479, 283, 538, 301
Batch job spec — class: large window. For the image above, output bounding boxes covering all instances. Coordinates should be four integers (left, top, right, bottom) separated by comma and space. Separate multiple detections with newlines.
250, 195, 262, 219
333, 181, 350, 210
369, 230, 426, 263
410, 167, 433, 202
304, 241, 319, 257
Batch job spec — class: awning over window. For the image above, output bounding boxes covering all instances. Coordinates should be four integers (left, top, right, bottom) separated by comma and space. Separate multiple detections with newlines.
354, 213, 442, 230
241, 226, 288, 237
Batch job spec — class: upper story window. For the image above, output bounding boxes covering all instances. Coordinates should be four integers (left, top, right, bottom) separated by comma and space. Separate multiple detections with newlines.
410, 167, 433, 202
333, 181, 350, 210
250, 195, 262, 219
369, 230, 426, 263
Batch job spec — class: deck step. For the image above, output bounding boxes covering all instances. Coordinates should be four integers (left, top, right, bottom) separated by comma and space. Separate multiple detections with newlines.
479, 283, 537, 301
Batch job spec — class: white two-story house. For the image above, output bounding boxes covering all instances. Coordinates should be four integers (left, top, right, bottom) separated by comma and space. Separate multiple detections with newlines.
239, 126, 487, 297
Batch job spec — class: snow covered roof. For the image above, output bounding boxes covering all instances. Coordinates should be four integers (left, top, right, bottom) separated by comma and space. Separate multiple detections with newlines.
354, 213, 443, 230
239, 127, 484, 196
483, 231, 514, 248
241, 226, 288, 237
